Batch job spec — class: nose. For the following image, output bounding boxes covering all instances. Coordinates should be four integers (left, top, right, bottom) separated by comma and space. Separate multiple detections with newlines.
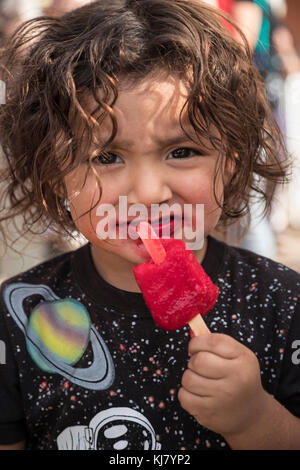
127, 162, 172, 207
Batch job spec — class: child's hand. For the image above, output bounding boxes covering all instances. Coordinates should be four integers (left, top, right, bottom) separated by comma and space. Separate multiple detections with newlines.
178, 333, 269, 439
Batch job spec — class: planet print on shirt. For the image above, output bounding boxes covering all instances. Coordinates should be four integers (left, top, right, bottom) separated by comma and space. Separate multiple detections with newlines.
2, 282, 115, 390
26, 299, 91, 373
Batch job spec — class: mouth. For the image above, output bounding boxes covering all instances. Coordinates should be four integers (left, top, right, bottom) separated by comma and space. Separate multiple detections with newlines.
116, 215, 177, 239
150, 215, 175, 237
134, 216, 177, 241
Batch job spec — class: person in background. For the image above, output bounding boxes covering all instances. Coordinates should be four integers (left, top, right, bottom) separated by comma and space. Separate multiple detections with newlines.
269, 22, 300, 234
232, 0, 263, 49
0, 0, 21, 47
236, 0, 278, 258
202, 0, 276, 257
238, 1, 300, 257
43, 0, 93, 16
202, 0, 263, 49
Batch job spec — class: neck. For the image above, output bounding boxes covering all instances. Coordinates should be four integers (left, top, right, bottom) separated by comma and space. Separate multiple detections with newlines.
90, 237, 208, 293
91, 244, 142, 293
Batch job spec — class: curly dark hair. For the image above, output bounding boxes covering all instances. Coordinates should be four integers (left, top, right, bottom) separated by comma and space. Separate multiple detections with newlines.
0, 0, 290, 249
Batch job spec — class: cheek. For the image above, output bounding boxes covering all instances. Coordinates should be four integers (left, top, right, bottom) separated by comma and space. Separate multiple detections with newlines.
65, 170, 100, 236
181, 169, 224, 232
69, 193, 98, 241
66, 171, 121, 242
183, 171, 222, 207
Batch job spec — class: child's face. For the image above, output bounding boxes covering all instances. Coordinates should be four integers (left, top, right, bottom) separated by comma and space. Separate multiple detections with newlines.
65, 74, 226, 267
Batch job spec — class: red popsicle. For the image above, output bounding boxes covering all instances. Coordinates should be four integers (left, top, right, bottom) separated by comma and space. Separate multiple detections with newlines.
133, 222, 219, 335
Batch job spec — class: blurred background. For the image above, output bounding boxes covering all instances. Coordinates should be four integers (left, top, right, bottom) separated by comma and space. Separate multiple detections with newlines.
0, 0, 300, 281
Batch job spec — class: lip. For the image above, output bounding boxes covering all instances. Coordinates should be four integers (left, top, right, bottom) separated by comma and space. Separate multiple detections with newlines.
149, 217, 175, 238
117, 216, 174, 227
135, 216, 180, 239
116, 216, 178, 239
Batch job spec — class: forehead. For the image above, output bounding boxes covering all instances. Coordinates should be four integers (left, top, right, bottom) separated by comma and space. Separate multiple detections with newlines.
79, 74, 193, 139
117, 74, 189, 117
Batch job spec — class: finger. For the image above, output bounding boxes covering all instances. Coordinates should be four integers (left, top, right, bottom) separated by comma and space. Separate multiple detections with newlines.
178, 386, 212, 420
188, 333, 243, 359
181, 368, 220, 396
188, 350, 228, 379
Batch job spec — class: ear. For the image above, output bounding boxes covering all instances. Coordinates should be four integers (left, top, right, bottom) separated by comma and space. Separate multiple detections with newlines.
225, 159, 234, 172
224, 153, 238, 185
225, 152, 238, 172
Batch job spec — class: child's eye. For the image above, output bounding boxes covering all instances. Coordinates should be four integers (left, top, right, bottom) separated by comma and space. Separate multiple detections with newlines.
91, 152, 123, 165
166, 147, 203, 160
89, 147, 203, 165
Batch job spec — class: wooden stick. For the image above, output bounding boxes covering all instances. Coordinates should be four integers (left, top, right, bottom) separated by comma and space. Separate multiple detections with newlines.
188, 314, 210, 336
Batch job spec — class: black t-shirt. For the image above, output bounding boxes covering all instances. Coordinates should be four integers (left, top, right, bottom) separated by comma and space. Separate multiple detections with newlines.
0, 235, 299, 450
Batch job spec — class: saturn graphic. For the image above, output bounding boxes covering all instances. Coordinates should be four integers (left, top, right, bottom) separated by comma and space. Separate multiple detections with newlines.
2, 282, 115, 391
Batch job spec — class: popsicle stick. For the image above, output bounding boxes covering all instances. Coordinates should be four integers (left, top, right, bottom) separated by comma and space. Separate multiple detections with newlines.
136, 222, 166, 264
137, 221, 210, 336
188, 314, 210, 336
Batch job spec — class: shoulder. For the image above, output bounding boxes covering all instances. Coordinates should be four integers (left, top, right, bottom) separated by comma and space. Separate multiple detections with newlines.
0, 243, 88, 299
207, 236, 300, 327
1, 250, 71, 289
213, 236, 300, 293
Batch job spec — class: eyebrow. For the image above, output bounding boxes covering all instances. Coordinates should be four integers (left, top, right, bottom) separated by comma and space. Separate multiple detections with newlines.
109, 129, 201, 149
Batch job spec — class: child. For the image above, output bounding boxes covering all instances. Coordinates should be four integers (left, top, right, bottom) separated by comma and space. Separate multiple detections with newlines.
0, 0, 299, 451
